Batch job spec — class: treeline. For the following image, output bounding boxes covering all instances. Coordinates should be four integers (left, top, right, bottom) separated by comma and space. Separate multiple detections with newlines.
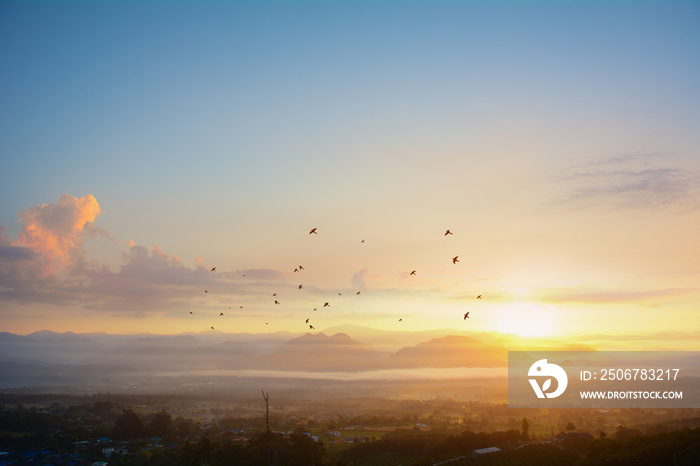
337, 426, 700, 466
0, 402, 190, 440
339, 428, 525, 464
585, 426, 700, 466
2, 398, 699, 465
104, 432, 326, 466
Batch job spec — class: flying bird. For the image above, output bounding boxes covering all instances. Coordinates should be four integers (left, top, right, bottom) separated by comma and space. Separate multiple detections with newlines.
410, 270, 416, 276
273, 293, 276, 296
309, 228, 317, 234
361, 239, 365, 243
324, 302, 329, 307
220, 313, 224, 316
211, 267, 216, 272
399, 318, 403, 322
452, 256, 459, 264
338, 292, 342, 295
445, 230, 453, 236
275, 300, 280, 305
204, 290, 208, 293
294, 268, 299, 273
464, 312, 470, 320
476, 295, 482, 299
313, 308, 317, 311
356, 291, 361, 295
299, 284, 303, 290
309, 325, 315, 330
189, 311, 193, 314
305, 318, 310, 324
299, 265, 304, 270
211, 326, 215, 330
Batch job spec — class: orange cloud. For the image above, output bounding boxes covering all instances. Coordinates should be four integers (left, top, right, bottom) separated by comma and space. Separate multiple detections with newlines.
13, 194, 100, 273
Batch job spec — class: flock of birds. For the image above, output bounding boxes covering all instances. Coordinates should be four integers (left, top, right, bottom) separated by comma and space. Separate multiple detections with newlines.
191, 228, 482, 332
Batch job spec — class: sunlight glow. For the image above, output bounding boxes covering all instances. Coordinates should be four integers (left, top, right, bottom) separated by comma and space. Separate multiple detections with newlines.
496, 302, 558, 337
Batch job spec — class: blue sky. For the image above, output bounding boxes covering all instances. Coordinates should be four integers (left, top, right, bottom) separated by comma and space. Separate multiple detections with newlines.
1, 1, 698, 337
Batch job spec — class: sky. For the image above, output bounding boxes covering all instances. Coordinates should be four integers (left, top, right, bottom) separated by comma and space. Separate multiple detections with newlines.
1, 0, 698, 343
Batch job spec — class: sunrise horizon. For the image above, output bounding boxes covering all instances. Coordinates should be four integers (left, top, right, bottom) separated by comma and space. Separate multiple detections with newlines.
2, 3, 699, 463
3, 1, 699, 351
1, 183, 697, 344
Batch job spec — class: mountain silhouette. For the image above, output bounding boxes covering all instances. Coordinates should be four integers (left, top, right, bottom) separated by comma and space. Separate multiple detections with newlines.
385, 335, 507, 368
260, 333, 390, 371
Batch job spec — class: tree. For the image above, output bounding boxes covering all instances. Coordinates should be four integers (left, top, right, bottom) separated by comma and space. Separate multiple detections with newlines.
287, 431, 326, 466
613, 425, 642, 441
565, 422, 576, 431
149, 410, 172, 439
521, 418, 530, 439
113, 408, 146, 440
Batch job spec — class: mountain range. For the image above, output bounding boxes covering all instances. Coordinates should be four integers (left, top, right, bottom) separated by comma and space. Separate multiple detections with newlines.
0, 326, 517, 389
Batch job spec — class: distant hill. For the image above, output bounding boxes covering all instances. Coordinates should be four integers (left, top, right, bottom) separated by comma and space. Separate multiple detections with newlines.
0, 330, 104, 364
260, 332, 391, 371
0, 327, 607, 391
127, 334, 202, 348
385, 335, 508, 368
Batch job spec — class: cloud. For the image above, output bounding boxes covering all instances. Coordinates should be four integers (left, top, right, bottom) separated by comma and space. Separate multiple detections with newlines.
351, 268, 368, 289
72, 242, 212, 310
543, 287, 694, 304
0, 226, 59, 300
234, 269, 286, 281
13, 194, 100, 273
0, 195, 290, 310
0, 228, 37, 261
0, 246, 37, 261
555, 152, 700, 211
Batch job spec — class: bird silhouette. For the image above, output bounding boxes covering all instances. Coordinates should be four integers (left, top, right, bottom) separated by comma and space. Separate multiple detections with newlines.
445, 230, 453, 236
211, 267, 216, 272
220, 313, 224, 316
275, 300, 280, 305
294, 268, 299, 273
452, 256, 459, 264
309, 325, 315, 330
309, 228, 317, 234
410, 270, 416, 276
273, 293, 276, 296
464, 312, 470, 320
211, 326, 215, 330
189, 311, 193, 314
313, 308, 317, 311
204, 290, 208, 293
299, 284, 303, 290
338, 292, 342, 295
299, 265, 304, 270
324, 302, 329, 307
356, 291, 361, 295
361, 239, 365, 243
399, 318, 403, 322
476, 295, 482, 299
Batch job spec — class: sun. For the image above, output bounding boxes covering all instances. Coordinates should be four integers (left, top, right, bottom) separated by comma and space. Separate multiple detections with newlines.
496, 302, 557, 337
